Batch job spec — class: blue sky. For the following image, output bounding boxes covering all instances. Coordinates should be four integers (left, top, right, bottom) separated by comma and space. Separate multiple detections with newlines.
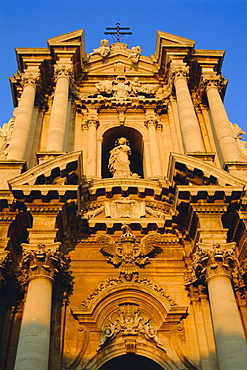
0, 0, 247, 133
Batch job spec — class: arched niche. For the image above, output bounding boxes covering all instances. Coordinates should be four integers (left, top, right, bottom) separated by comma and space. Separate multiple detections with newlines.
102, 126, 144, 179
98, 353, 164, 370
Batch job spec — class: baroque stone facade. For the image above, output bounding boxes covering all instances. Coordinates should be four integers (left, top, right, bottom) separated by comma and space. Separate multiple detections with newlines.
0, 28, 247, 370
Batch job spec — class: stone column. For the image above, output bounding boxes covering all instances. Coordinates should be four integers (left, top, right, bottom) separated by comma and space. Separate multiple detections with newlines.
204, 76, 241, 163
170, 62, 204, 153
7, 73, 39, 161
190, 243, 247, 370
85, 120, 99, 177
145, 120, 163, 178
14, 243, 69, 370
46, 64, 73, 152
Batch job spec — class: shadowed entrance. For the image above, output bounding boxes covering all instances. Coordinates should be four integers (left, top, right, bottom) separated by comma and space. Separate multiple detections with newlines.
99, 353, 164, 370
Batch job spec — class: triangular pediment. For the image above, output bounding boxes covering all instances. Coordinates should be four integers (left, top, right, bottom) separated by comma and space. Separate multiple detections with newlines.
155, 31, 195, 71
156, 31, 195, 47
47, 29, 85, 46
85, 46, 157, 76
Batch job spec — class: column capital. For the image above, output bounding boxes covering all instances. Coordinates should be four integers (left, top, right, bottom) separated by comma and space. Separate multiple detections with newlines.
200, 74, 227, 94
20, 72, 40, 88
19, 242, 69, 283
54, 63, 74, 82
169, 62, 190, 86
83, 119, 100, 130
187, 243, 236, 287
144, 119, 160, 129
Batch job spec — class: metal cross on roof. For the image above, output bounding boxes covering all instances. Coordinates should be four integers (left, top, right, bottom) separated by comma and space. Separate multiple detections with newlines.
104, 22, 132, 42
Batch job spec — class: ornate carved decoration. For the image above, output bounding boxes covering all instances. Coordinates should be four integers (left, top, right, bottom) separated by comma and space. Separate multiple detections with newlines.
127, 46, 142, 63
19, 243, 72, 286
200, 74, 227, 95
232, 123, 247, 160
0, 117, 15, 159
110, 42, 128, 52
145, 206, 166, 218
97, 225, 162, 281
185, 243, 236, 288
144, 119, 160, 129
0, 250, 12, 286
21, 72, 40, 87
83, 205, 105, 219
90, 39, 110, 58
83, 119, 99, 130
98, 303, 166, 351
95, 75, 160, 101
105, 198, 145, 218
80, 276, 177, 308
82, 201, 169, 220
54, 64, 73, 81
169, 63, 190, 86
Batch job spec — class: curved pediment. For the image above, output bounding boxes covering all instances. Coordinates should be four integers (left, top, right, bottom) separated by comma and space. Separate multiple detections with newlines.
8, 151, 83, 187
168, 153, 246, 187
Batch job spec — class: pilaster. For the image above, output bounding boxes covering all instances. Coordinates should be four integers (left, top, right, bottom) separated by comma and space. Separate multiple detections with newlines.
144, 114, 162, 178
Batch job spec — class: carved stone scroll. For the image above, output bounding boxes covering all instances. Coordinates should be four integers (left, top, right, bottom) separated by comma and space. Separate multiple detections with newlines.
0, 117, 15, 159
98, 303, 165, 351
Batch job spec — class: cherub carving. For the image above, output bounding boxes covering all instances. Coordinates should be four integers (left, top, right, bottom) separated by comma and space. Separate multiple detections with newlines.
97, 224, 162, 281
90, 39, 110, 58
127, 46, 142, 63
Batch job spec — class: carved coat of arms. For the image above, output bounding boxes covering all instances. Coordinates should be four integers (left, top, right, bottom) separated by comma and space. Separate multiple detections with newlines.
97, 224, 162, 281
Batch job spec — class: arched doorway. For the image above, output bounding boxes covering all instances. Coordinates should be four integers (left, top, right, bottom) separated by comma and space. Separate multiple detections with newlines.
99, 353, 164, 370
102, 126, 144, 178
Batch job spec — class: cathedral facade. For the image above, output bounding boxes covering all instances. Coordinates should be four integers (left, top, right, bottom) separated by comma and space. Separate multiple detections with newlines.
0, 28, 247, 370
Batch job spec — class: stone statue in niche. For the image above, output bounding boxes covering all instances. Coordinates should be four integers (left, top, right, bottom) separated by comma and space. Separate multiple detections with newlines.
108, 137, 132, 178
